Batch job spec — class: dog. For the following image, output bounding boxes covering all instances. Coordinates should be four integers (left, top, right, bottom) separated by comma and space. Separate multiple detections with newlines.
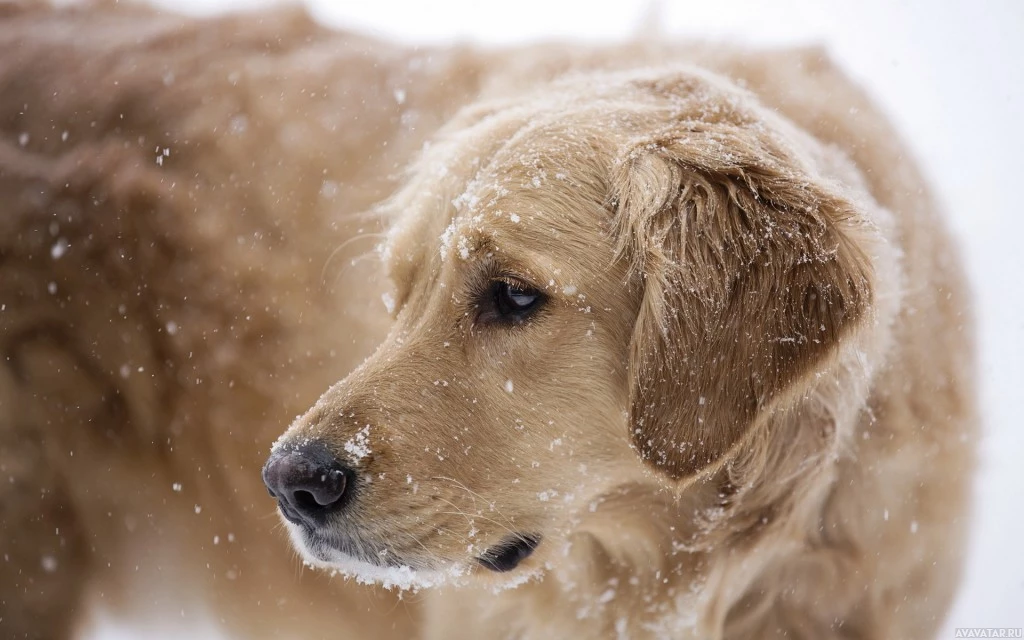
0, 2, 976, 639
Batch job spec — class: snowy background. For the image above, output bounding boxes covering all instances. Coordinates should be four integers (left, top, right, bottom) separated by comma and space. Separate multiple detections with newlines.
87, 0, 1023, 637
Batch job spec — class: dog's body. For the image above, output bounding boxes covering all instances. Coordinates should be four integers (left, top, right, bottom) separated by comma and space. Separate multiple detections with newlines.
0, 4, 975, 639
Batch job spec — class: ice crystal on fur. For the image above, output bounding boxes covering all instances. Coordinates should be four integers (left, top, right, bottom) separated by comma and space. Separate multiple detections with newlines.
439, 220, 457, 259
344, 425, 372, 461
457, 235, 471, 260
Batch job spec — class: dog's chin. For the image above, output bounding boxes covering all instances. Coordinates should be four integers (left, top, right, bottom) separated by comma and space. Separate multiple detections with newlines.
284, 521, 469, 591
283, 522, 543, 593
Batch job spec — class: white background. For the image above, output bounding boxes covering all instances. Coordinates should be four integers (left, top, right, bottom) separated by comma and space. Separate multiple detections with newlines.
89, 0, 1023, 636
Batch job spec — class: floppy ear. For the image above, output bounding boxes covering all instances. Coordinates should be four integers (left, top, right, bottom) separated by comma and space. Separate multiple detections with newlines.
612, 121, 876, 481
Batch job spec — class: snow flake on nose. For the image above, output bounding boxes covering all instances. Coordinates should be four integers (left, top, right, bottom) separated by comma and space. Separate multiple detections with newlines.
344, 425, 372, 461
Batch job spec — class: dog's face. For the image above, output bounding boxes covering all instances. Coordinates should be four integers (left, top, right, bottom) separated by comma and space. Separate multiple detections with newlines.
264, 69, 876, 590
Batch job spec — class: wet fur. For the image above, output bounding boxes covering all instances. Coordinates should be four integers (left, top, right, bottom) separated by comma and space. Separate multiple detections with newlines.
0, 3, 976, 639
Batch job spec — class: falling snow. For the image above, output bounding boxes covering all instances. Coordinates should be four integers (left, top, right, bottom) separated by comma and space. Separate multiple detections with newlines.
41, 555, 57, 572
50, 239, 68, 259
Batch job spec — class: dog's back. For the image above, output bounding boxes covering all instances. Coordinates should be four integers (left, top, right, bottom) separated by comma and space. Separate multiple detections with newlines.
0, 3, 471, 636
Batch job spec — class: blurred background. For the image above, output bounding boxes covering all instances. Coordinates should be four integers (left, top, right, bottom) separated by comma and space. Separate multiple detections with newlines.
87, 0, 1022, 636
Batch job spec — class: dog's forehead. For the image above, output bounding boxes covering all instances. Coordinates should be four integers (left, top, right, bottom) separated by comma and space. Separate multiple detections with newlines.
384, 125, 614, 274
438, 159, 615, 273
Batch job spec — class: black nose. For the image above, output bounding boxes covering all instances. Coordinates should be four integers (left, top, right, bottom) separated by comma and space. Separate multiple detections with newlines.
262, 442, 352, 526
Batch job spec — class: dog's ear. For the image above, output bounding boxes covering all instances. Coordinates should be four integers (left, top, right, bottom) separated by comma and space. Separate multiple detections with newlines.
612, 119, 875, 481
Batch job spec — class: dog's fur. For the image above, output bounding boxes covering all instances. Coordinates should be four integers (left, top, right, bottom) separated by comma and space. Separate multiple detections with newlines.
0, 3, 976, 639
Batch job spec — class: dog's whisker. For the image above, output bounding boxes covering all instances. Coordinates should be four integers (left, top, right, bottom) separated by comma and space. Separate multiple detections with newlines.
320, 231, 387, 287
426, 505, 521, 554
429, 496, 478, 528
431, 476, 519, 531
379, 517, 437, 561
434, 508, 519, 542
327, 248, 387, 291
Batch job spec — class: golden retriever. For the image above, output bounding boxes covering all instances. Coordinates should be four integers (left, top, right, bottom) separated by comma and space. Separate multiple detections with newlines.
0, 2, 976, 639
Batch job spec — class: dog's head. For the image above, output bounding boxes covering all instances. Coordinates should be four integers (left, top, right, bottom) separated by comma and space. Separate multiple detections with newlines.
263, 68, 881, 590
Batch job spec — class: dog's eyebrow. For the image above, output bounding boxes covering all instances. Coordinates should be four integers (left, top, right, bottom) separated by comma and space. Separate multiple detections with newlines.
467, 237, 582, 299
459, 234, 542, 279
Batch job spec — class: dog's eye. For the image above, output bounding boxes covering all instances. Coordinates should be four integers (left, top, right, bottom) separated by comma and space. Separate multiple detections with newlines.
497, 281, 540, 312
481, 279, 545, 325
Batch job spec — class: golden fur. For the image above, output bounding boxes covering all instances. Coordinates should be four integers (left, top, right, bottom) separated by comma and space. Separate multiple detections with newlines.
0, 3, 976, 639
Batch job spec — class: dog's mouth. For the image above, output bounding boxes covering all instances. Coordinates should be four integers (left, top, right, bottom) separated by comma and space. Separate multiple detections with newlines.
477, 534, 541, 572
298, 525, 542, 572
296, 527, 387, 565
287, 524, 462, 590
289, 521, 542, 587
